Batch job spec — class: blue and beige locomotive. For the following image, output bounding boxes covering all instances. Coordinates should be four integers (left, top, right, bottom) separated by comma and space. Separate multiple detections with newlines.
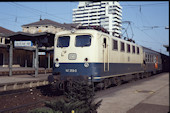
49, 26, 162, 90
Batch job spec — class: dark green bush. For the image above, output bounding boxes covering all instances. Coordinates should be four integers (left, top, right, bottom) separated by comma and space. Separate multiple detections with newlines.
29, 81, 102, 113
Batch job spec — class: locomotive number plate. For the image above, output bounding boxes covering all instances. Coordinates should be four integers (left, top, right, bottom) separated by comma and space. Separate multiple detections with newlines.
65, 69, 77, 72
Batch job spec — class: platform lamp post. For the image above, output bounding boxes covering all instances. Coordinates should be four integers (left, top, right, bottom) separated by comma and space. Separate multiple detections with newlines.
9, 40, 13, 76
34, 40, 39, 77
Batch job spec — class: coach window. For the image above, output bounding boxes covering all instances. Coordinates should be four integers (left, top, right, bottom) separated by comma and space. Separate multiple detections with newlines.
150, 54, 152, 63
137, 47, 139, 54
57, 36, 70, 47
127, 44, 130, 53
145, 54, 147, 62
145, 54, 148, 62
113, 39, 118, 50
132, 45, 135, 54
120, 42, 125, 52
75, 35, 91, 47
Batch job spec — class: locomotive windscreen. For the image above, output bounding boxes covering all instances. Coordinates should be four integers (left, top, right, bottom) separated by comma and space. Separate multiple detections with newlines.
57, 36, 70, 47
75, 35, 91, 47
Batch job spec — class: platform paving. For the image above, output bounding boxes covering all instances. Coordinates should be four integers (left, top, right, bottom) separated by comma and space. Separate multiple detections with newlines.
0, 67, 52, 76
0, 73, 51, 84
0, 73, 52, 92
96, 73, 169, 113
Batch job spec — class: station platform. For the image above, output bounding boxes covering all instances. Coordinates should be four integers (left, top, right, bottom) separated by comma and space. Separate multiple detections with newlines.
127, 83, 169, 113
0, 67, 52, 76
0, 67, 52, 92
96, 73, 169, 113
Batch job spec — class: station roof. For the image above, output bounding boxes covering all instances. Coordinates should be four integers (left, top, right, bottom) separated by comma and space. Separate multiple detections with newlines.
0, 26, 15, 37
22, 19, 80, 30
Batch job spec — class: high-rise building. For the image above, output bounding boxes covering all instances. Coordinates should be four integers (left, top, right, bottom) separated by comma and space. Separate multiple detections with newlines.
73, 1, 122, 38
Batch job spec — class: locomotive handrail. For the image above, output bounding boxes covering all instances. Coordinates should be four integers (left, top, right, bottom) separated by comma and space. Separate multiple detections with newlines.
103, 43, 105, 72
107, 43, 110, 71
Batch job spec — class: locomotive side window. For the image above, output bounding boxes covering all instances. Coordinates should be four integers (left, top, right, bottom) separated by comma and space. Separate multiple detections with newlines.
103, 38, 106, 48
132, 45, 135, 53
137, 47, 139, 54
120, 42, 125, 52
113, 39, 118, 50
127, 44, 131, 53
57, 36, 70, 47
75, 35, 91, 47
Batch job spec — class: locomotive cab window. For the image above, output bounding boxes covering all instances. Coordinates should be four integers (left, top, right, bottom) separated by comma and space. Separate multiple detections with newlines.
75, 35, 91, 47
57, 36, 70, 48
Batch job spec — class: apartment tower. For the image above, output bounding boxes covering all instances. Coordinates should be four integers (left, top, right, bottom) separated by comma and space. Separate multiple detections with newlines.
73, 1, 122, 38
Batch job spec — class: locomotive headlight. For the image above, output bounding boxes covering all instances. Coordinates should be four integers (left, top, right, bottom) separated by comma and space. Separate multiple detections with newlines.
84, 58, 88, 62
55, 58, 60, 67
55, 62, 60, 67
56, 58, 59, 62
84, 62, 89, 68
84, 58, 89, 67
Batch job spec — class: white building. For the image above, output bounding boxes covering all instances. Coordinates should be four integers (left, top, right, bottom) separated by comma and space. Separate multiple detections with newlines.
73, 1, 122, 37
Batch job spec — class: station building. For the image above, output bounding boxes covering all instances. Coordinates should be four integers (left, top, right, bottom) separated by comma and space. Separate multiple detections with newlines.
0, 19, 80, 68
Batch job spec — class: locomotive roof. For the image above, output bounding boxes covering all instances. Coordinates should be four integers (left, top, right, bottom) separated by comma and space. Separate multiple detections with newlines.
55, 29, 142, 47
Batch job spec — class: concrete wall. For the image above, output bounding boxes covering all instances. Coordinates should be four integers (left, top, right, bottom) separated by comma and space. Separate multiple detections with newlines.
22, 25, 66, 34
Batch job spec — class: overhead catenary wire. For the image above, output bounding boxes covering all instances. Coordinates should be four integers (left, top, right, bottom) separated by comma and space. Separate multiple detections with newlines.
131, 22, 165, 46
121, 2, 167, 7
9, 2, 71, 23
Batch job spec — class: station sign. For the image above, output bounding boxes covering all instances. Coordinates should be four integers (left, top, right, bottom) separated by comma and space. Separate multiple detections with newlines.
14, 41, 33, 47
38, 52, 46, 55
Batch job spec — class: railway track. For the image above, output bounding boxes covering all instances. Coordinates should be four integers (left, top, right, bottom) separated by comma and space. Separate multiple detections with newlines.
0, 85, 64, 113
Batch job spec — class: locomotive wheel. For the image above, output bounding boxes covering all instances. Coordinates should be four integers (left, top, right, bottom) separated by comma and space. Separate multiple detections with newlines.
134, 74, 140, 81
103, 79, 111, 89
140, 74, 144, 79
144, 72, 149, 78
114, 77, 121, 86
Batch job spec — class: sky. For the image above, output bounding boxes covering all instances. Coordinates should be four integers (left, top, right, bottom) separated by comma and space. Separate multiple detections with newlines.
0, 1, 169, 56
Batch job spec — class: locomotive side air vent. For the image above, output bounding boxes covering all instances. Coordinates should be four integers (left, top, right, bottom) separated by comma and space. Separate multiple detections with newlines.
68, 53, 77, 60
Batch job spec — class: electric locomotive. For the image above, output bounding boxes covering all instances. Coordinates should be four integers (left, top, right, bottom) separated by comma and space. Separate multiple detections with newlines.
48, 26, 162, 90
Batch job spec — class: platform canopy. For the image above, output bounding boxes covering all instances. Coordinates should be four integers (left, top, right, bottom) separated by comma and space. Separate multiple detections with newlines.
4, 31, 55, 77
4, 32, 55, 47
